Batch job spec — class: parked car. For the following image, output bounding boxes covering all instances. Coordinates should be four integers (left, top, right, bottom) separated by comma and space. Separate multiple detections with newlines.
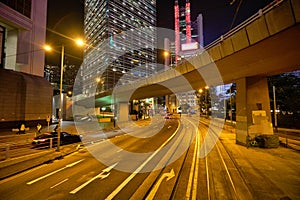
32, 131, 81, 147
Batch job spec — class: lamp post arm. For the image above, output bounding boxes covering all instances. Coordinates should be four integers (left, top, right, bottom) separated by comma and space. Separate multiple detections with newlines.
60, 45, 64, 103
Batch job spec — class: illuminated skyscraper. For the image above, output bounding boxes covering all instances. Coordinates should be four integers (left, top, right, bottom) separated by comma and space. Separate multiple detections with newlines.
174, 0, 203, 62
172, 0, 204, 110
82, 0, 157, 96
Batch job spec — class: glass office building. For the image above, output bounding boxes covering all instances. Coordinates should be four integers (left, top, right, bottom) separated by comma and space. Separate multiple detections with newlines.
82, 0, 157, 96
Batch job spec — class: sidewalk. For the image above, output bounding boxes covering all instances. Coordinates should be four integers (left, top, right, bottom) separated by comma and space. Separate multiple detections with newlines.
0, 121, 77, 150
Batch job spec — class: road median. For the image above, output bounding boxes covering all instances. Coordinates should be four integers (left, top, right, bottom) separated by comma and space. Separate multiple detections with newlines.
0, 144, 79, 180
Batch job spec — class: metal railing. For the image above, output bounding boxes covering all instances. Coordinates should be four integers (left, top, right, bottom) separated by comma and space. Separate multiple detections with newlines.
204, 0, 286, 50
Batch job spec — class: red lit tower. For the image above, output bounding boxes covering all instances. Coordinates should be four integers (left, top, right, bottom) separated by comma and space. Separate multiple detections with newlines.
174, 0, 194, 64
185, 0, 192, 43
174, 0, 180, 65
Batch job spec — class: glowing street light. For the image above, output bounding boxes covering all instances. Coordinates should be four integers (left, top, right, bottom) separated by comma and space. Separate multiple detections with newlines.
75, 38, 85, 47
101, 107, 106, 118
163, 50, 172, 68
43, 45, 52, 52
163, 51, 170, 57
96, 77, 101, 83
198, 89, 203, 116
197, 87, 209, 117
67, 91, 72, 97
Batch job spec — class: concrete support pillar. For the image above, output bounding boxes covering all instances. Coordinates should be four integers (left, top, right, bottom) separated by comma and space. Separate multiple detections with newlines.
236, 76, 274, 146
168, 94, 177, 113
117, 102, 129, 122
165, 95, 170, 112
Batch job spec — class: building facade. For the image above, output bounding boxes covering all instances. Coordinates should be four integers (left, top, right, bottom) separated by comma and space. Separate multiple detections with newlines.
0, 0, 52, 128
82, 0, 157, 97
0, 0, 47, 76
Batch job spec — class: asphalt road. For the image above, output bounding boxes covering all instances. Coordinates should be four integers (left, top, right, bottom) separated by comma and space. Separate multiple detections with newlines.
0, 117, 196, 199
0, 116, 299, 200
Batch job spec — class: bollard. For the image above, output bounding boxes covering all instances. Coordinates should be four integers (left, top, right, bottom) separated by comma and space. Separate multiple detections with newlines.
50, 138, 53, 148
5, 145, 10, 160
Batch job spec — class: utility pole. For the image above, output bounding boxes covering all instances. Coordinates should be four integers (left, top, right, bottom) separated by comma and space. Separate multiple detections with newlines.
273, 86, 278, 132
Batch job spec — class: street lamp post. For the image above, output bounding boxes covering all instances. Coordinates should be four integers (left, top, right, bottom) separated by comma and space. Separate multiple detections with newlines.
229, 86, 233, 124
198, 89, 203, 117
57, 45, 65, 151
273, 86, 278, 132
205, 86, 209, 118
44, 38, 84, 152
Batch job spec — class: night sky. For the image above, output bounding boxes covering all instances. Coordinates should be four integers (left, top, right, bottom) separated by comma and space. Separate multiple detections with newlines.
45, 0, 84, 66
46, 0, 274, 66
157, 0, 274, 44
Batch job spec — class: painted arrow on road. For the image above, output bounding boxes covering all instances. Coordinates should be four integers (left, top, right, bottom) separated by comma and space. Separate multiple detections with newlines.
146, 168, 175, 200
27, 159, 84, 185
70, 162, 118, 194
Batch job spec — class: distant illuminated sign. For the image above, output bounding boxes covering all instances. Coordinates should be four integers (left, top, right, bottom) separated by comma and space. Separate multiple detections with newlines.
181, 42, 198, 51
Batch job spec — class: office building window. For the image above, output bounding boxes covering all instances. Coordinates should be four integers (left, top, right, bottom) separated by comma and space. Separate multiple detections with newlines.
0, 0, 32, 18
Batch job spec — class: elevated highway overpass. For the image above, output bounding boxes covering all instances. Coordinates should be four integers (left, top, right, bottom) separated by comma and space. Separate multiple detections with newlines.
113, 0, 300, 99
74, 0, 300, 145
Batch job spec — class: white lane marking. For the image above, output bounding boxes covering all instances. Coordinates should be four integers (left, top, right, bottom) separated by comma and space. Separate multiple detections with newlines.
192, 131, 200, 199
65, 152, 78, 158
70, 162, 118, 194
186, 130, 198, 199
146, 169, 175, 200
185, 119, 200, 200
206, 150, 210, 200
117, 149, 123, 153
26, 159, 84, 185
0, 164, 47, 185
105, 122, 181, 200
50, 178, 69, 189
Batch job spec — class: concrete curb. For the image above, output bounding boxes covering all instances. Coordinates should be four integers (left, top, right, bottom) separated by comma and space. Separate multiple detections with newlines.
0, 128, 125, 180
0, 144, 79, 180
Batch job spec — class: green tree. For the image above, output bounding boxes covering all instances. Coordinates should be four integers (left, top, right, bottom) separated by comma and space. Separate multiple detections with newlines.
268, 72, 300, 113
268, 71, 300, 128
225, 83, 236, 120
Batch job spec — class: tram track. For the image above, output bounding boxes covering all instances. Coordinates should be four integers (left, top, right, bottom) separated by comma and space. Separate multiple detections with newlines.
196, 118, 254, 200
198, 118, 292, 200
141, 117, 249, 200
130, 118, 196, 200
